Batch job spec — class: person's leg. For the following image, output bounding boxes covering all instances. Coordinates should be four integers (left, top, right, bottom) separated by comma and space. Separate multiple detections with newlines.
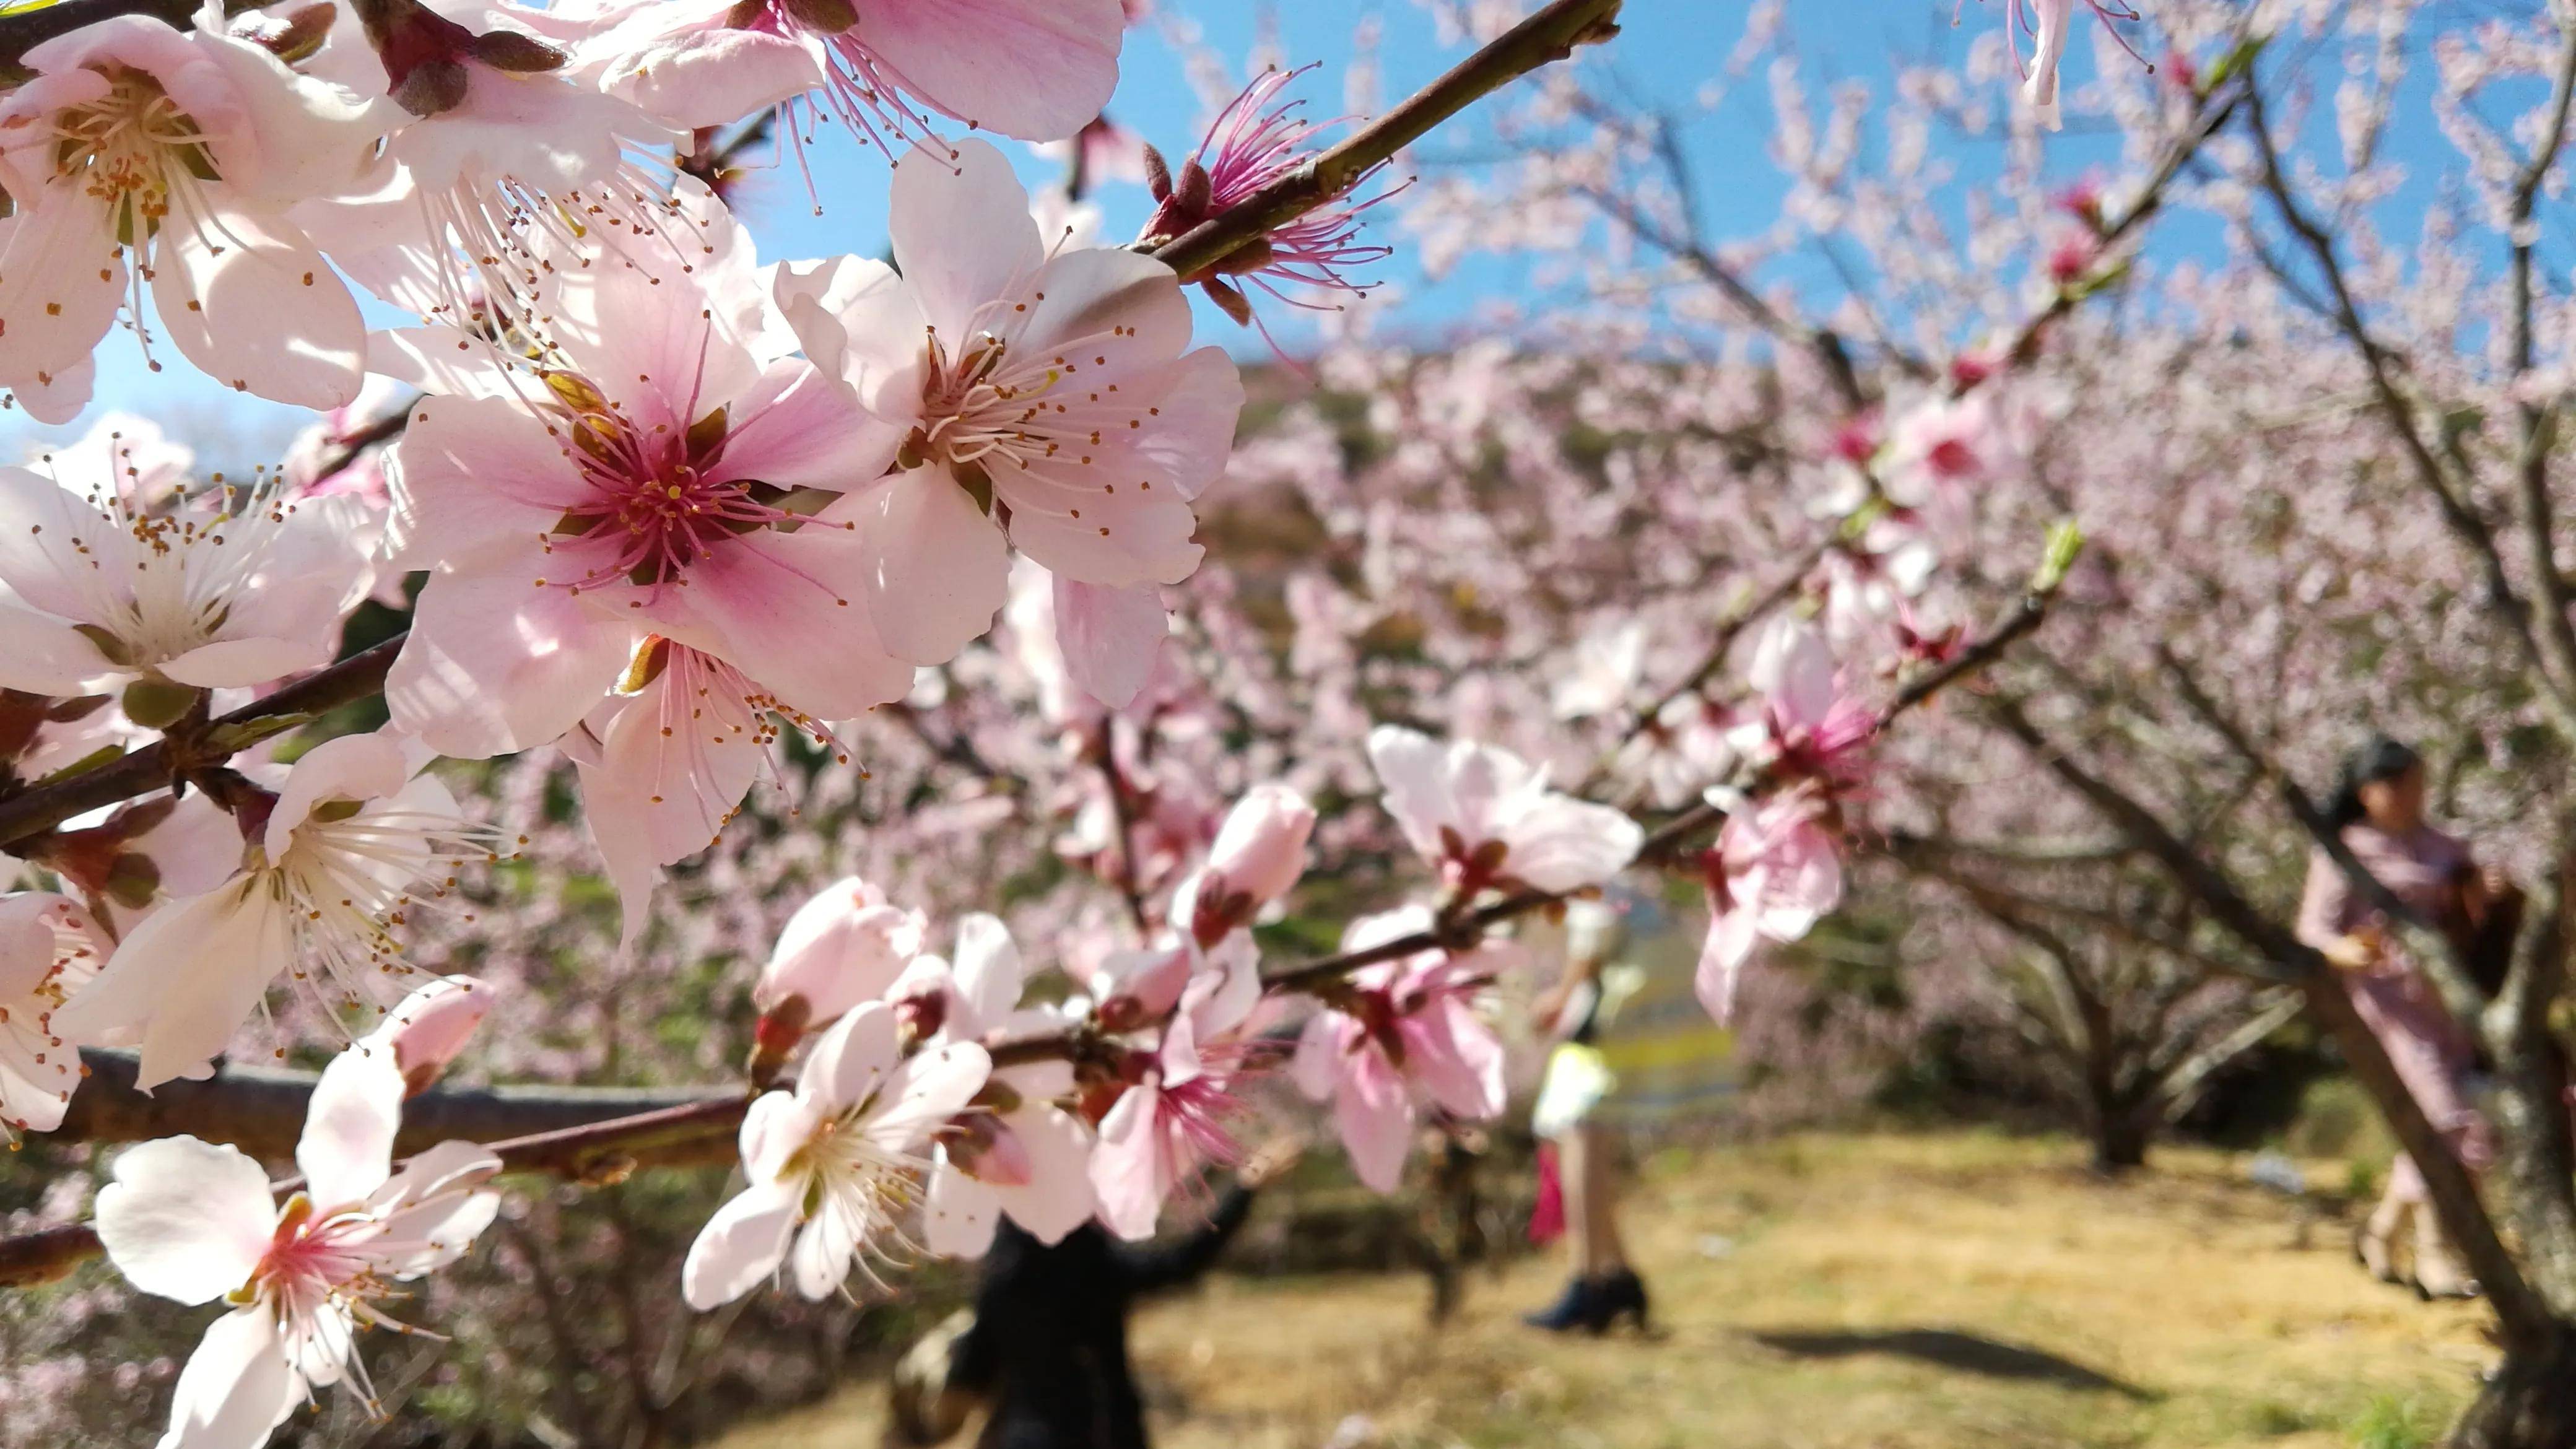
2357, 1159, 2412, 1283
1575, 1122, 1626, 1277
1559, 1126, 1602, 1279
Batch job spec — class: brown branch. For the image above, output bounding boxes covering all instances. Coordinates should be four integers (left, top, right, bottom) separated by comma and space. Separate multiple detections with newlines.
1091, 716, 1155, 935
2243, 76, 2576, 741
0, 635, 403, 850
1145, 0, 1624, 281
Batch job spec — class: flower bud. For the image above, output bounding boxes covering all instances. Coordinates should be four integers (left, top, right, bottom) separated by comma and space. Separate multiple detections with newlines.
756, 877, 926, 1025
367, 976, 490, 1096
1203, 782, 1315, 909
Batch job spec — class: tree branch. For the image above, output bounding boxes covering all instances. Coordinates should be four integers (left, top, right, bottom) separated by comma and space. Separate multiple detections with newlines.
1147, 0, 1624, 282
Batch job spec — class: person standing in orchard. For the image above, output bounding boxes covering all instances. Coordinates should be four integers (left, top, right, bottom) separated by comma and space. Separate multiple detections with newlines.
2295, 736, 2515, 1300
1521, 897, 1650, 1333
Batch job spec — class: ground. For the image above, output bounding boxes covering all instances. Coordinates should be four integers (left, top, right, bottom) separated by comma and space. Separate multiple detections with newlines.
715, 1131, 2493, 1449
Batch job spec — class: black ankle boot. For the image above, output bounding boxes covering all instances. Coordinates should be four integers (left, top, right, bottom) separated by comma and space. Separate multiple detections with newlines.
1522, 1275, 1604, 1331
1594, 1268, 1649, 1331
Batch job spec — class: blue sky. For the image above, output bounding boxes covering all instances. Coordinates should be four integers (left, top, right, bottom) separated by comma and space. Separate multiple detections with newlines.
0, 1, 2485, 459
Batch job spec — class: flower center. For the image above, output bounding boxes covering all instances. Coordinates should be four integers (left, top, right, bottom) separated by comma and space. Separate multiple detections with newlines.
905, 330, 1069, 479
248, 1194, 383, 1320
48, 68, 216, 246
539, 376, 796, 592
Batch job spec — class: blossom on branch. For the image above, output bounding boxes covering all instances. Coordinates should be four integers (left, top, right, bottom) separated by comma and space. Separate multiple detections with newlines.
94, 1036, 501, 1449
0, 464, 375, 711
903, 915, 1098, 1254
682, 1001, 990, 1307
0, 893, 103, 1140
380, 250, 911, 762
0, 9, 383, 420
772, 137, 1242, 702
1694, 793, 1845, 1025
1088, 929, 1265, 1238
52, 731, 513, 1089
1367, 724, 1642, 894
1292, 906, 1508, 1193
1172, 780, 1316, 948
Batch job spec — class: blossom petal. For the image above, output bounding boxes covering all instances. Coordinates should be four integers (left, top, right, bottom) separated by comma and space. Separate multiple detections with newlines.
922, 1157, 1000, 1258
1334, 1050, 1415, 1193
1051, 575, 1165, 710
388, 557, 632, 759
154, 1307, 301, 1449
96, 1136, 275, 1305
854, 0, 1122, 142
681, 1178, 800, 1310
859, 469, 1009, 666
54, 885, 290, 1090
887, 138, 1043, 336
149, 204, 364, 410
295, 1045, 407, 1210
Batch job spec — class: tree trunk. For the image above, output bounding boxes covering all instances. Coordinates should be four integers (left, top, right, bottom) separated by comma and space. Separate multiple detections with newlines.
2089, 1103, 2153, 1173
2450, 1331, 2576, 1449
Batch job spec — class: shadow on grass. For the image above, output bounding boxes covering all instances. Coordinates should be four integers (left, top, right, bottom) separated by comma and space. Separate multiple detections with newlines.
1748, 1328, 2158, 1400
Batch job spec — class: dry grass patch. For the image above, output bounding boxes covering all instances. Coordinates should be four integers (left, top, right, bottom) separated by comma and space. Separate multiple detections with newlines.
713, 1131, 2490, 1449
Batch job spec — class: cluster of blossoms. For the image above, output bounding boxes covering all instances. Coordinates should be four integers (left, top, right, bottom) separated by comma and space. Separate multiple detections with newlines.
0, 0, 2127, 1440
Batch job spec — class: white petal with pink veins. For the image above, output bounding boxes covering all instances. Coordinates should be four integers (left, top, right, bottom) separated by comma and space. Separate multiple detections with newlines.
54, 883, 293, 1090
1125, 347, 1245, 502
864, 1040, 992, 1151
95, 1136, 277, 1305
0, 186, 127, 388
682, 1177, 801, 1310
0, 598, 111, 694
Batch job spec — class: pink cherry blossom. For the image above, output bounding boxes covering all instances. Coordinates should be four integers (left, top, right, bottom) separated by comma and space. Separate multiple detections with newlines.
903, 916, 1097, 1254
0, 11, 383, 420
585, 0, 1122, 146
1138, 64, 1397, 331
298, 0, 707, 326
0, 893, 103, 1140
0, 464, 375, 703
682, 1002, 990, 1307
94, 1043, 500, 1449
1291, 907, 1508, 1193
1365, 724, 1643, 894
1732, 615, 1878, 796
773, 138, 1242, 682
1694, 794, 1846, 1025
1087, 930, 1264, 1238
51, 732, 510, 1089
380, 253, 912, 762
1173, 781, 1316, 948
